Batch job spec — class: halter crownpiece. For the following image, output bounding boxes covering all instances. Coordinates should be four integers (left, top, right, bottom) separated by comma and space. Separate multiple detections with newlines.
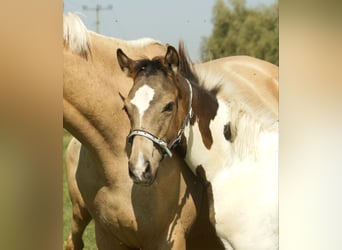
127, 78, 193, 158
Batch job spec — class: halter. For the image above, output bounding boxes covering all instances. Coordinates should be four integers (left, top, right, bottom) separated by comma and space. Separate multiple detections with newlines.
127, 78, 193, 158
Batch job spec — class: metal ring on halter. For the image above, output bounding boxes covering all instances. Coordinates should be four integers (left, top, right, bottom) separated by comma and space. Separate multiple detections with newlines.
127, 78, 193, 158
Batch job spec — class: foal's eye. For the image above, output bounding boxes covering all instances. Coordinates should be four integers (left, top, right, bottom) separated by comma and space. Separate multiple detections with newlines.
163, 102, 174, 112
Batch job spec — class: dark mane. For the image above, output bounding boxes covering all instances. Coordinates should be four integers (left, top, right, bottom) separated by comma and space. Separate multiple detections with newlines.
178, 41, 222, 96
177, 42, 199, 84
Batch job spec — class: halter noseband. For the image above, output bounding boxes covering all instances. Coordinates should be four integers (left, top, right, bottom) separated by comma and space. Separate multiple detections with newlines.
127, 78, 193, 158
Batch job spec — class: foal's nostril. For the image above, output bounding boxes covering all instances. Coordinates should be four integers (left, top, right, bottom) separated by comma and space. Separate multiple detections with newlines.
143, 161, 152, 179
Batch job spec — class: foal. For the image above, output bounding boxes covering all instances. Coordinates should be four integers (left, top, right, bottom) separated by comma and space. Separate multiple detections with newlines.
117, 43, 278, 249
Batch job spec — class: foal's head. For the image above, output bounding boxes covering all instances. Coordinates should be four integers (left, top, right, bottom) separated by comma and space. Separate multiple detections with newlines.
117, 46, 192, 185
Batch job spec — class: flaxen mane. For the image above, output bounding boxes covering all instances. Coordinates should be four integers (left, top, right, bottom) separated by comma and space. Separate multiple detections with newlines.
63, 13, 165, 60
63, 12, 90, 58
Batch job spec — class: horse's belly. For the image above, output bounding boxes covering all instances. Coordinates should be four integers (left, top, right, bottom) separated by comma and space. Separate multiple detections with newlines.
212, 159, 278, 249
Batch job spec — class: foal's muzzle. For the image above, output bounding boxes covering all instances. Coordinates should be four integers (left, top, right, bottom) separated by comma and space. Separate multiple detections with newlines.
128, 159, 153, 185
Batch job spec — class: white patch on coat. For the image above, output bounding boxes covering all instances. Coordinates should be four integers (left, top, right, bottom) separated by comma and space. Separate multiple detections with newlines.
130, 85, 155, 126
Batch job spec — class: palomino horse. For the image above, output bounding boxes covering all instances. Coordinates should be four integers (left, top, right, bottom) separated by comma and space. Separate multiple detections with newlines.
117, 43, 278, 249
63, 13, 224, 249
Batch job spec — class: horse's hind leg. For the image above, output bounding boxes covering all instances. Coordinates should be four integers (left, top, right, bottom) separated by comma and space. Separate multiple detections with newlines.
65, 203, 92, 250
65, 138, 92, 250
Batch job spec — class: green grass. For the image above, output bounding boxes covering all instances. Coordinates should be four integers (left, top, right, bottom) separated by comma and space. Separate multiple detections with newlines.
63, 130, 97, 249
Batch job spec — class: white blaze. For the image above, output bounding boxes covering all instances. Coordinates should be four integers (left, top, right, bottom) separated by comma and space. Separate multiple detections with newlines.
130, 85, 155, 126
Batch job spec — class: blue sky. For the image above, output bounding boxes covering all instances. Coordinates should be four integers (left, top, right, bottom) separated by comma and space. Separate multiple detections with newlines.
64, 0, 276, 62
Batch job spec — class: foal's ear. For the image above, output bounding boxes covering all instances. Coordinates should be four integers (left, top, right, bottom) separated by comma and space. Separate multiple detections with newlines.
117, 49, 132, 75
165, 45, 179, 73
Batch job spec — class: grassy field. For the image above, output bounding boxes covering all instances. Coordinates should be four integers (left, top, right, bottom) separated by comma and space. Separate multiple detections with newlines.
63, 130, 97, 249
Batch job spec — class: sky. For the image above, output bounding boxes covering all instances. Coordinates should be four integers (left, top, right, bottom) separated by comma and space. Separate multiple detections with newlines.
64, 0, 276, 62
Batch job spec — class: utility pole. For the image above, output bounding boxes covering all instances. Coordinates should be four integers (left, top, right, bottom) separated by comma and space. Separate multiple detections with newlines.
82, 4, 112, 33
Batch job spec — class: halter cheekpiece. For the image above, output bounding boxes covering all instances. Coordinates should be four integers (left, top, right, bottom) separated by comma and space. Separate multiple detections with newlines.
127, 78, 193, 157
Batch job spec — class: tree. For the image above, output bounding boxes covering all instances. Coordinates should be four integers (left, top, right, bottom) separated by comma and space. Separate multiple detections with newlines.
200, 0, 278, 65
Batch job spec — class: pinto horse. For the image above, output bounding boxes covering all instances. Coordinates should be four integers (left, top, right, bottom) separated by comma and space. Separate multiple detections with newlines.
117, 43, 278, 249
63, 13, 224, 250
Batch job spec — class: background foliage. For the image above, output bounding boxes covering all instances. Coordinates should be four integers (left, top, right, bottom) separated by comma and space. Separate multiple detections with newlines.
200, 0, 278, 65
